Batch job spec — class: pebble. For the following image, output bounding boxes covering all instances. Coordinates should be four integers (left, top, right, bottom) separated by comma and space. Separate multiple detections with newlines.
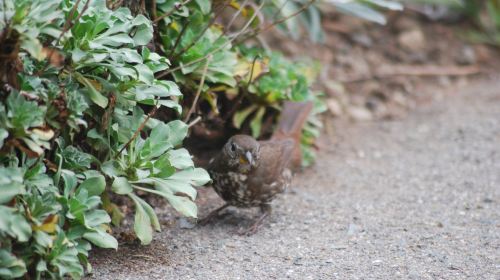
456, 45, 476, 65
326, 98, 343, 117
347, 106, 373, 121
398, 28, 426, 52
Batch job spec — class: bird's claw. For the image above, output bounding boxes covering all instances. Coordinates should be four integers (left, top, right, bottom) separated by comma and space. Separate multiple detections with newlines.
237, 224, 261, 236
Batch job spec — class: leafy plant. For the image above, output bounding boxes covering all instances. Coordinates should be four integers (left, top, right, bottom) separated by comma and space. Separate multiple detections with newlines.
262, 0, 404, 42
233, 51, 326, 166
325, 0, 404, 25
405, 0, 500, 45
0, 0, 210, 278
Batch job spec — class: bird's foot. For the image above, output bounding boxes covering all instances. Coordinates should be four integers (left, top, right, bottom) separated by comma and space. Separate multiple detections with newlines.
198, 203, 230, 226
237, 222, 263, 236
237, 204, 271, 236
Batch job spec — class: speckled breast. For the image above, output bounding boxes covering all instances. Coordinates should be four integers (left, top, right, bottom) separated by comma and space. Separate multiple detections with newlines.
209, 169, 291, 207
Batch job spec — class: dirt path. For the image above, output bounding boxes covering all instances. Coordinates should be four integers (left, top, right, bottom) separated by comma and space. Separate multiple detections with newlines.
89, 79, 500, 279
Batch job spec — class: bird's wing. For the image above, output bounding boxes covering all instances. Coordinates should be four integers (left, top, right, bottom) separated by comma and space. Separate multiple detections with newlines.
252, 139, 294, 184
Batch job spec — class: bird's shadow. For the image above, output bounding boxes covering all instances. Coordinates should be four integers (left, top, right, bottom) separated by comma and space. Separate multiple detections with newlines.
198, 207, 258, 230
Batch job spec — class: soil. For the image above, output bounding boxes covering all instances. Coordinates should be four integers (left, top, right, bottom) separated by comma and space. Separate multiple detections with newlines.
88, 75, 500, 279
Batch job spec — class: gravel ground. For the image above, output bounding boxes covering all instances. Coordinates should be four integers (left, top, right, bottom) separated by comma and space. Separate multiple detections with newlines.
88, 79, 500, 279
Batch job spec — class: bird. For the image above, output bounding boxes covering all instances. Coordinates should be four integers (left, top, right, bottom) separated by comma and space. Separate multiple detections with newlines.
199, 101, 313, 235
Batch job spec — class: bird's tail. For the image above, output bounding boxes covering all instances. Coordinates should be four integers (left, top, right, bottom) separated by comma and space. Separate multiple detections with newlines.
271, 101, 314, 169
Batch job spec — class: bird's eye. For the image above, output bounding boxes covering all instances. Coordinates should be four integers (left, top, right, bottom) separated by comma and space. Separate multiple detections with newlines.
230, 143, 237, 152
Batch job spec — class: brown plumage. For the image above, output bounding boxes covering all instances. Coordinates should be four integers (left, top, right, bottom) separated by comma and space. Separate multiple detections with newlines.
200, 101, 313, 235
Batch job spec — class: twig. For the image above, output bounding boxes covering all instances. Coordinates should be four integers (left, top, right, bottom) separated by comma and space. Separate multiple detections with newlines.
170, 0, 230, 61
115, 104, 159, 158
223, 55, 259, 122
187, 116, 202, 128
222, 0, 250, 34
183, 56, 211, 122
340, 64, 482, 83
39, 0, 90, 74
247, 54, 261, 86
2, 0, 9, 30
132, 254, 154, 260
270, 0, 292, 20
235, 0, 316, 45
151, 0, 157, 21
157, 1, 264, 79
153, 0, 192, 23
167, 20, 191, 57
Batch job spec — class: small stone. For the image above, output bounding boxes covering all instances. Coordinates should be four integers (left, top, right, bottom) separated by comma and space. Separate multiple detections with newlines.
347, 223, 360, 235
178, 217, 196, 229
347, 106, 373, 121
483, 198, 493, 203
351, 33, 373, 47
394, 17, 420, 32
357, 150, 365, 158
326, 98, 343, 117
456, 45, 476, 65
293, 257, 303, 266
398, 29, 426, 52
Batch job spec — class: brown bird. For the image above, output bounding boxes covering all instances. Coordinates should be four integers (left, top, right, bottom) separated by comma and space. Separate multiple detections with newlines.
200, 101, 313, 235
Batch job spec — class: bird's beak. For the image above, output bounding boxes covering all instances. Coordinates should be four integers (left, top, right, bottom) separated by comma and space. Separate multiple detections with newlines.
245, 151, 253, 166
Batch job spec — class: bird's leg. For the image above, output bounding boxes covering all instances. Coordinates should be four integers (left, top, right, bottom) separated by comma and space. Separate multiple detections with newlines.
239, 204, 272, 236
198, 203, 230, 226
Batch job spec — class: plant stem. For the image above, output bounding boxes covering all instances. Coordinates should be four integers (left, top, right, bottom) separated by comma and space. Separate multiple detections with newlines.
235, 0, 316, 45
170, 1, 230, 61
183, 55, 211, 122
157, 1, 264, 79
115, 103, 159, 159
39, 0, 91, 75
153, 0, 192, 23
167, 20, 191, 57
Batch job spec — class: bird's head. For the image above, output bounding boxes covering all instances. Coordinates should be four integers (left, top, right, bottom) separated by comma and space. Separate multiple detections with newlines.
222, 134, 260, 173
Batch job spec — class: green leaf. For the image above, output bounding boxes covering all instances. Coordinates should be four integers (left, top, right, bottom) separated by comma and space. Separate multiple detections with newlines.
101, 160, 127, 178
0, 128, 8, 148
195, 0, 211, 14
364, 0, 403, 11
140, 121, 188, 160
0, 168, 25, 204
83, 229, 118, 249
163, 193, 198, 218
167, 167, 211, 187
85, 209, 111, 227
50, 241, 83, 278
166, 148, 194, 169
21, 37, 44, 60
5, 91, 45, 130
133, 185, 198, 218
74, 72, 109, 108
135, 64, 154, 84
90, 34, 135, 48
250, 106, 266, 138
132, 15, 154, 45
62, 146, 94, 171
137, 197, 160, 232
233, 105, 257, 129
128, 193, 153, 245
61, 171, 78, 198
0, 249, 27, 279
111, 177, 133, 195
331, 1, 387, 25
0, 206, 32, 242
78, 175, 106, 197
